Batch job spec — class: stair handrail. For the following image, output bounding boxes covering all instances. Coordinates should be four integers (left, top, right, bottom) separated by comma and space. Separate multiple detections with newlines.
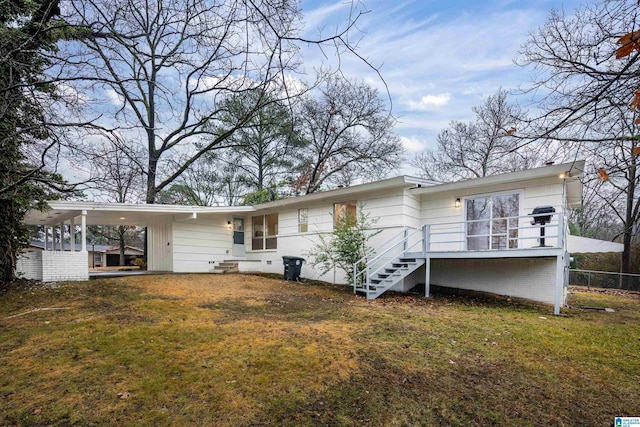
353, 227, 409, 293
353, 225, 427, 294
366, 226, 426, 281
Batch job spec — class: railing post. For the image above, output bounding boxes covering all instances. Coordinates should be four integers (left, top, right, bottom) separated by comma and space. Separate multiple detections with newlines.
403, 228, 408, 254
366, 265, 370, 295
557, 212, 564, 249
587, 271, 591, 287
353, 262, 357, 294
421, 225, 427, 256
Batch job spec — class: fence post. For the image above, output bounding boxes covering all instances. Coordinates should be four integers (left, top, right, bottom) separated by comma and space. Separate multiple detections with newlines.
587, 271, 591, 287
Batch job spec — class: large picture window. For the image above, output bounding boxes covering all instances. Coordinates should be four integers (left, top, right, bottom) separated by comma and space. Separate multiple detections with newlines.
466, 193, 519, 250
252, 214, 278, 250
333, 201, 357, 228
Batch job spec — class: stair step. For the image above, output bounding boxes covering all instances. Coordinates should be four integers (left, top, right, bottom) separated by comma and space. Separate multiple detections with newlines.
218, 262, 238, 268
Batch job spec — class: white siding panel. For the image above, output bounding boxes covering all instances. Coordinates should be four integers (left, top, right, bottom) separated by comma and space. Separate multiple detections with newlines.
147, 216, 173, 271
419, 178, 567, 251
172, 215, 233, 273
430, 257, 557, 304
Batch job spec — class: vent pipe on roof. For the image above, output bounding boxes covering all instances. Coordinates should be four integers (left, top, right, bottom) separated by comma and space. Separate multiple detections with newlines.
545, 161, 555, 166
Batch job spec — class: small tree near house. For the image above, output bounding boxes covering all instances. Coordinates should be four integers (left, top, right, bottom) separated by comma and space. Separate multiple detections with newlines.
306, 204, 381, 285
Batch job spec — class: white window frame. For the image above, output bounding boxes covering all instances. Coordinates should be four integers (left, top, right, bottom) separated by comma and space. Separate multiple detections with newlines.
298, 208, 308, 233
463, 190, 523, 250
251, 213, 278, 251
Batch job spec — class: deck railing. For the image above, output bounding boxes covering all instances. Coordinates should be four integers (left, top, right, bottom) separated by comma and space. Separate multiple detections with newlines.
353, 211, 565, 294
426, 211, 564, 252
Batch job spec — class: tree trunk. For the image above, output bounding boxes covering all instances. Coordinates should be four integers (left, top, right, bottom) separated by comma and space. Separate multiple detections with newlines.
118, 226, 126, 266
621, 161, 636, 289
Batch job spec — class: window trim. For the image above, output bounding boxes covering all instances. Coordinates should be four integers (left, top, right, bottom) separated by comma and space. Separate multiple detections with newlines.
251, 213, 278, 251
298, 208, 308, 233
463, 190, 523, 250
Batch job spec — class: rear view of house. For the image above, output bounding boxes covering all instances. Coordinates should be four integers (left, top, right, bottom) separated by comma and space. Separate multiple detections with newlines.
20, 160, 621, 314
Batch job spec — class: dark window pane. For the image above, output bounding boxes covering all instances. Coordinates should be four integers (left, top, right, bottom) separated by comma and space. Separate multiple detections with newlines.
266, 213, 278, 237
252, 216, 264, 250
265, 237, 277, 250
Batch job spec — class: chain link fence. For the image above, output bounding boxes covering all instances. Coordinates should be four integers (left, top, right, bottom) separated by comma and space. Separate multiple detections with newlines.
569, 269, 640, 291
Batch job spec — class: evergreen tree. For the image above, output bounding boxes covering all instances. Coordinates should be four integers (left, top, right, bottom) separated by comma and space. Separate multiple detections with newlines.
0, 0, 67, 282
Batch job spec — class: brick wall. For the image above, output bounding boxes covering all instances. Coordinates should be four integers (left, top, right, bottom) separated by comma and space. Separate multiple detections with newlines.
41, 251, 89, 282
16, 250, 43, 281
17, 251, 89, 282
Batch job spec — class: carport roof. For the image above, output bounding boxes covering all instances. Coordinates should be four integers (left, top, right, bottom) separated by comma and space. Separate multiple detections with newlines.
24, 201, 255, 226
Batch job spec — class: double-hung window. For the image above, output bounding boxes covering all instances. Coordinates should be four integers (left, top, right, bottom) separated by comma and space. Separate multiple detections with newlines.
298, 208, 308, 233
252, 213, 278, 250
466, 193, 519, 250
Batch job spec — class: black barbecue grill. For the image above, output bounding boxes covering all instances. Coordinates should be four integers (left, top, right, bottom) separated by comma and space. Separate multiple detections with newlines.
530, 205, 555, 247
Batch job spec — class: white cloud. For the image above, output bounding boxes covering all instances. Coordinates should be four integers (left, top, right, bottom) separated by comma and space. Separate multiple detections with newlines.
408, 93, 451, 110
104, 88, 124, 106
399, 136, 428, 153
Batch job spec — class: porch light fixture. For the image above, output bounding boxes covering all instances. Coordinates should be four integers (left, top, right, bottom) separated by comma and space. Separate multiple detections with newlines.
227, 220, 232, 225
455, 198, 461, 209
558, 172, 566, 179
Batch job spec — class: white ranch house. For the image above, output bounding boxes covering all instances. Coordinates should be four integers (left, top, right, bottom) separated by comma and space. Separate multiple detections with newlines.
20, 161, 622, 314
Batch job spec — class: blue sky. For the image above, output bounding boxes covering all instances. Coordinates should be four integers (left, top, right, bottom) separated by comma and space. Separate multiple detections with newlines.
299, 0, 587, 157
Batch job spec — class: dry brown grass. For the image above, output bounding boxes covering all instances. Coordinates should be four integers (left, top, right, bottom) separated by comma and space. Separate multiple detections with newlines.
1, 274, 639, 426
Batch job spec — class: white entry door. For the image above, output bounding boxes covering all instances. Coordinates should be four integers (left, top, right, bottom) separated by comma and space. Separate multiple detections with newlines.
232, 218, 245, 257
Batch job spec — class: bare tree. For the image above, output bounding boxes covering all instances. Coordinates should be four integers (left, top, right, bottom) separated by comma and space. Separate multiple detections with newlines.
72, 134, 145, 265
519, 0, 640, 277
156, 151, 248, 206
411, 89, 544, 181
63, 0, 377, 203
293, 76, 403, 194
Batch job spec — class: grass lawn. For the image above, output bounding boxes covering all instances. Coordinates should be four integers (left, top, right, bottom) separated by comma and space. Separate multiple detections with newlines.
1, 274, 639, 426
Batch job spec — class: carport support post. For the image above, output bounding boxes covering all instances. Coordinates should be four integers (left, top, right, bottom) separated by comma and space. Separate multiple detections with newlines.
81, 211, 87, 252
70, 217, 75, 250
554, 254, 563, 315
59, 223, 64, 251
44, 227, 49, 250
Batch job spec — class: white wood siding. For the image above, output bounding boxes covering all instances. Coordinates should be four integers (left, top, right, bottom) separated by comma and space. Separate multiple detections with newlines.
172, 214, 233, 273
147, 217, 173, 271
430, 257, 558, 305
420, 177, 566, 251
242, 187, 416, 283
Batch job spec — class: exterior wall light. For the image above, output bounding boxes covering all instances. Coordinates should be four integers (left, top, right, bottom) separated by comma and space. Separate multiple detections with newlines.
455, 198, 461, 209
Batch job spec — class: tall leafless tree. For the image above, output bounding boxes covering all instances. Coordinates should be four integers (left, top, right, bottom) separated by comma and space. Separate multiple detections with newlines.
72, 133, 145, 265
411, 89, 547, 181
63, 0, 377, 203
519, 0, 640, 277
293, 76, 403, 194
